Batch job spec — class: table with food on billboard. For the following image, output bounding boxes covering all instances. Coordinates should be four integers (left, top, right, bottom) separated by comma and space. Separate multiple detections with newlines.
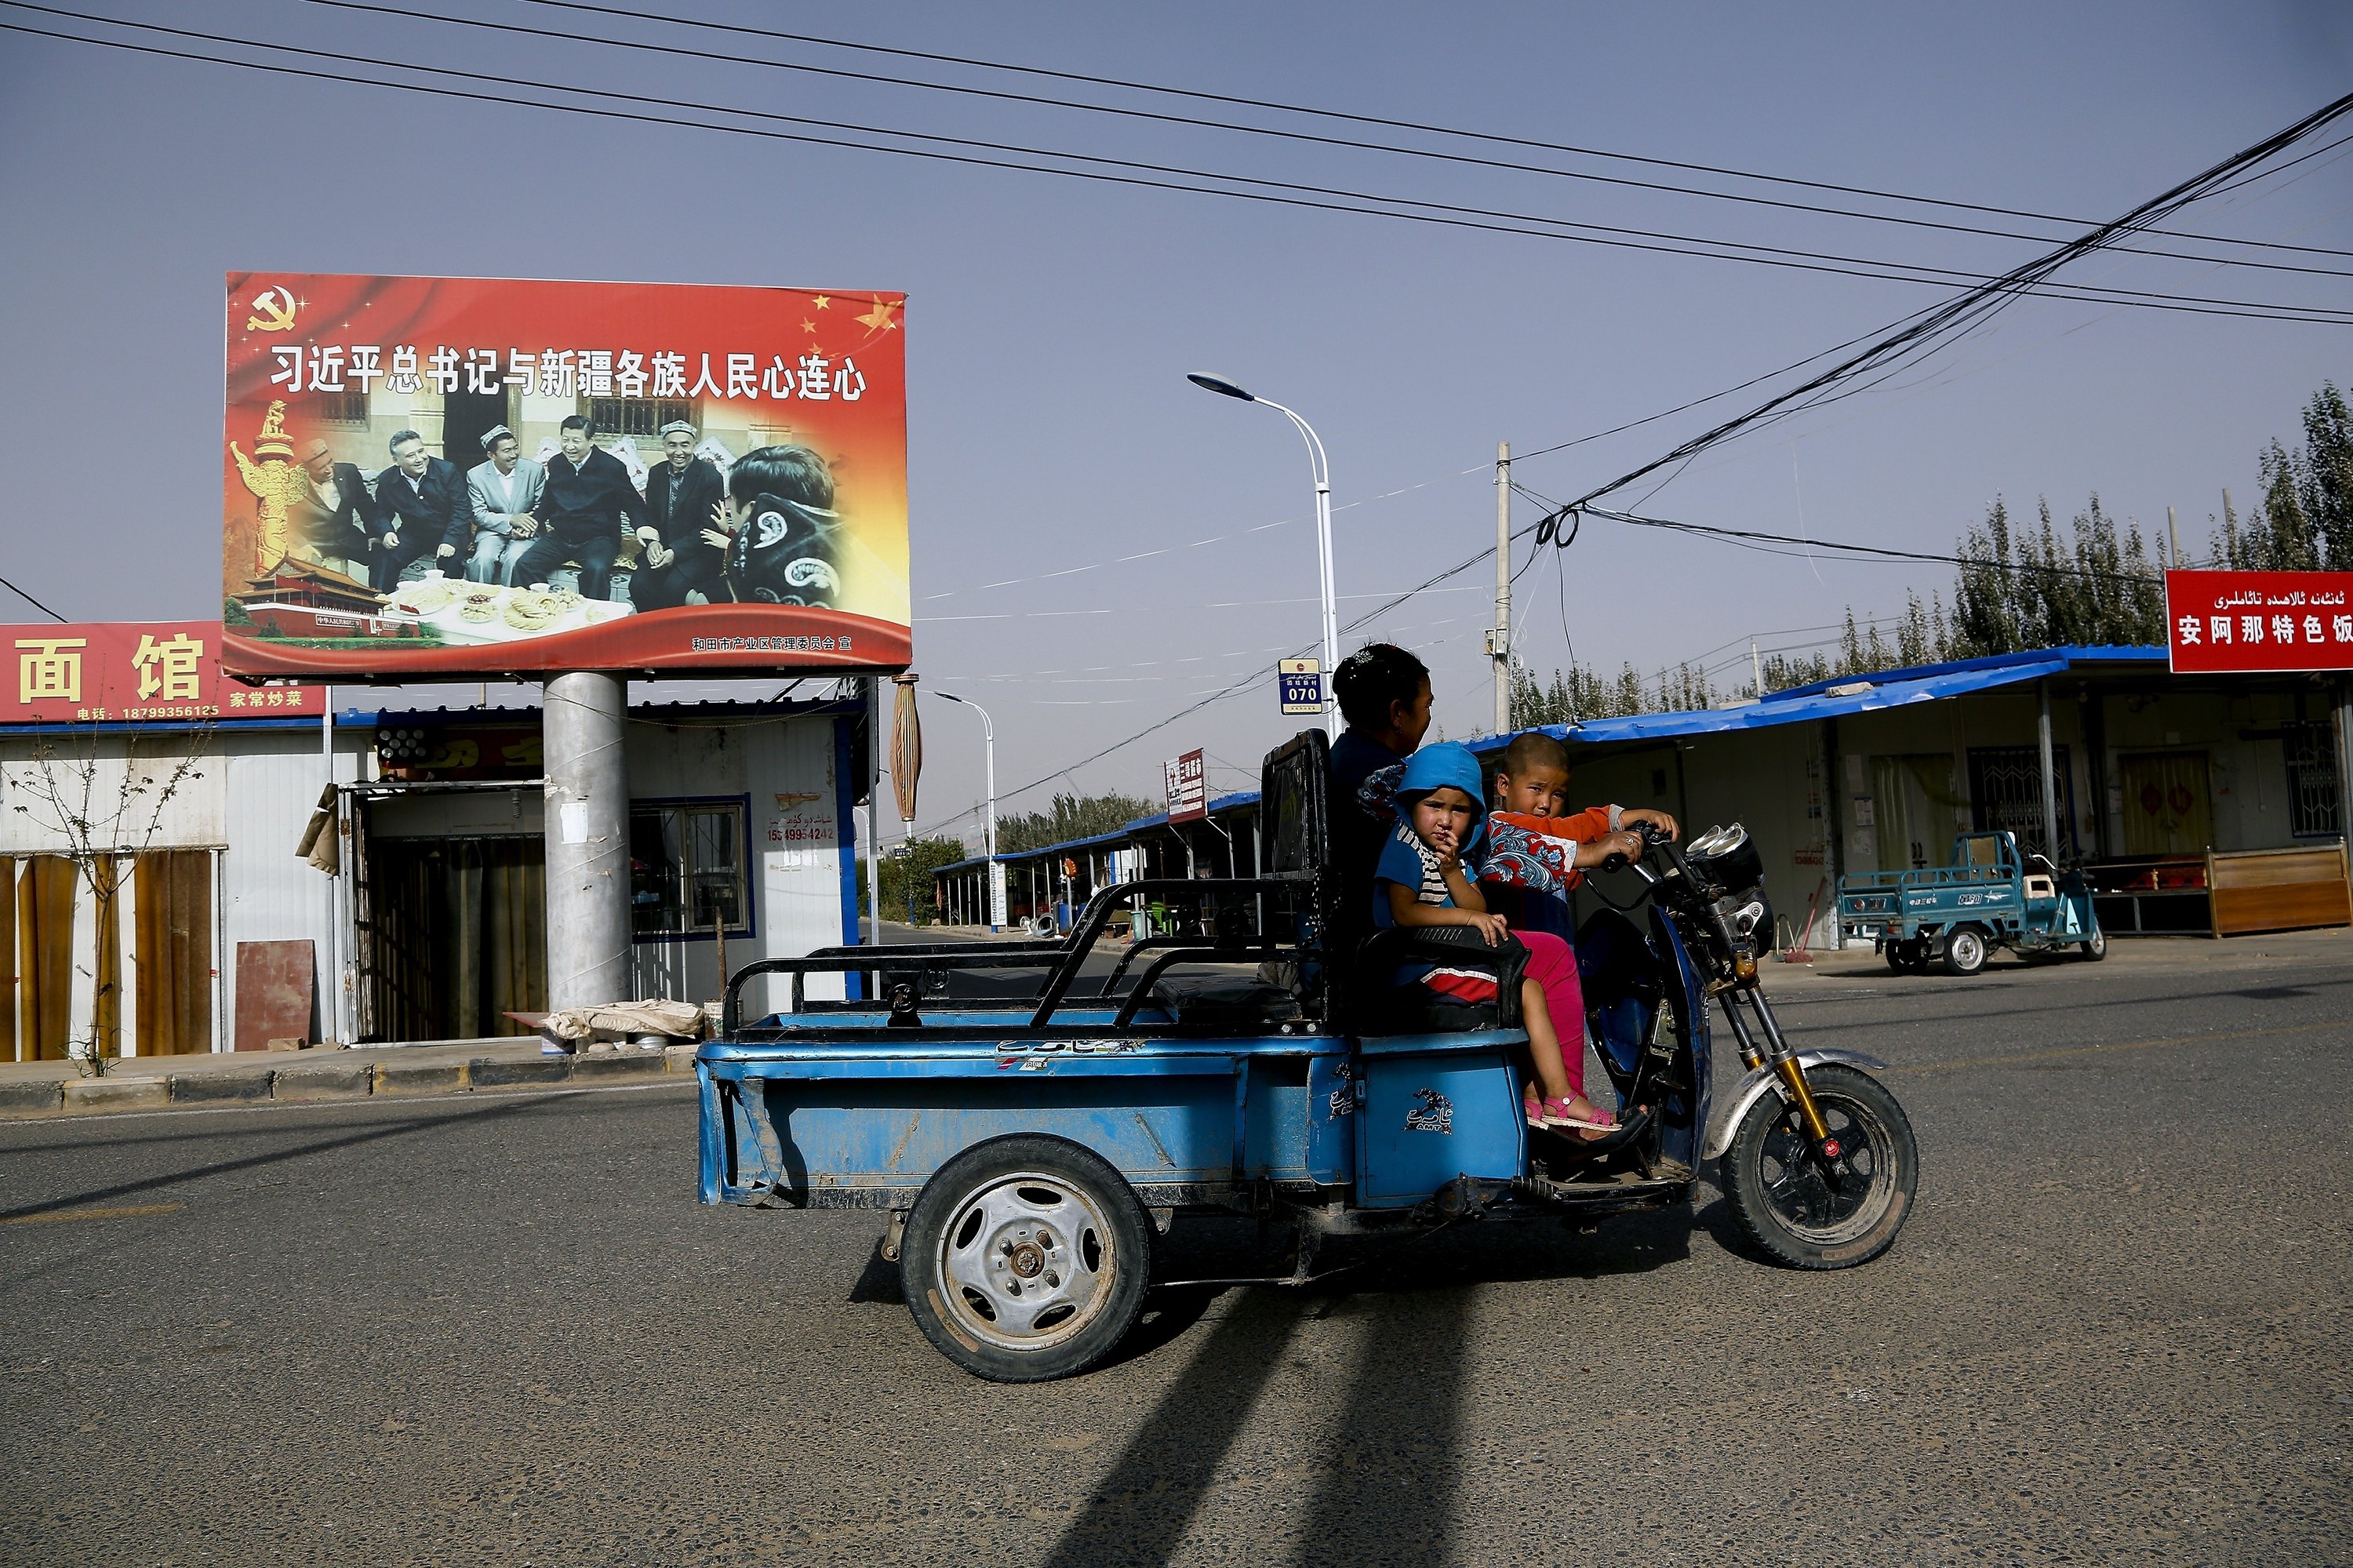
220, 273, 909, 678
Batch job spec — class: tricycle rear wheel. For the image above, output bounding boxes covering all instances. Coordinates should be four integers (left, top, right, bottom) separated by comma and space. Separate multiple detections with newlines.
1720, 1063, 1917, 1270
900, 1133, 1154, 1383
1940, 925, 1988, 976
1884, 938, 1929, 974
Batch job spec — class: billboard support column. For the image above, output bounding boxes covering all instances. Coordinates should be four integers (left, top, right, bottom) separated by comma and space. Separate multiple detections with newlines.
544, 671, 631, 1010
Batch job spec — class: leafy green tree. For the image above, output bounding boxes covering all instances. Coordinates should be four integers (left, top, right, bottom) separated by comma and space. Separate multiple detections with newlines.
997, 791, 1154, 854
859, 835, 969, 925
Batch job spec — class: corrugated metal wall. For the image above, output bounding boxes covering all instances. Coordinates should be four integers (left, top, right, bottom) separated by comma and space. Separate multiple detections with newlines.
224, 728, 366, 1047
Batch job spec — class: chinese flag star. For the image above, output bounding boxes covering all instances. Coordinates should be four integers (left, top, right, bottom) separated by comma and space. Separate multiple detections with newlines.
811, 295, 831, 310
802, 319, 817, 333
855, 297, 900, 333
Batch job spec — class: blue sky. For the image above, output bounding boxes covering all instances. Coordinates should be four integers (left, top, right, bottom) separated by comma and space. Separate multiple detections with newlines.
3, 1, 2348, 839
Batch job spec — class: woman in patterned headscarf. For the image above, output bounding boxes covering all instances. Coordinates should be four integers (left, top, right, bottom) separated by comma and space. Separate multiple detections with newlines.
721, 445, 844, 608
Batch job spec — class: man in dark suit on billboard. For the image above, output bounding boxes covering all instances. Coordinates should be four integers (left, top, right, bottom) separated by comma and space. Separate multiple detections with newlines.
628, 418, 729, 610
516, 415, 640, 601
368, 428, 469, 592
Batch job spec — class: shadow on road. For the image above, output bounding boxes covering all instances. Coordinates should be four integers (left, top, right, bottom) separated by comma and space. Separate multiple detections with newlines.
0, 1092, 563, 1224
1039, 1290, 1304, 1568
1292, 1285, 1471, 1568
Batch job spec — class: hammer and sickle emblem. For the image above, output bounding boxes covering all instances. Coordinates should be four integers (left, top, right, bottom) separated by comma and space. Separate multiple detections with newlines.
245, 286, 298, 333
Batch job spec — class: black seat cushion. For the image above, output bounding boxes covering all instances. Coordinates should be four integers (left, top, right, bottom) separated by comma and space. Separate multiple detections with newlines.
1147, 973, 1304, 1028
1355, 984, 1500, 1035
1346, 926, 1528, 1035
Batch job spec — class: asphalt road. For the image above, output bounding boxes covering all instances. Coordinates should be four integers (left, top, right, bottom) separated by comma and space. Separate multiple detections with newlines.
4, 939, 2349, 1566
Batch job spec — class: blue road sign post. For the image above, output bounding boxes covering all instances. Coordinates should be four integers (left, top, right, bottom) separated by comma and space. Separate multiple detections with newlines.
1279, 658, 1324, 716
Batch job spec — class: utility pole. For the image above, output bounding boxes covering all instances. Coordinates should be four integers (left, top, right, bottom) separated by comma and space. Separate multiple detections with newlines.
1491, 440, 1511, 735
2166, 505, 2183, 569
1751, 640, 1764, 700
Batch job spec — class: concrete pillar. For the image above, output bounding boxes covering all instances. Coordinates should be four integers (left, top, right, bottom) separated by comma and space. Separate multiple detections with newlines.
2037, 681, 2062, 860
544, 671, 631, 1010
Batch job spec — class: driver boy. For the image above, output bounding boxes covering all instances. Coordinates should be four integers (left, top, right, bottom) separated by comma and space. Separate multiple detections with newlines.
1482, 733, 1678, 936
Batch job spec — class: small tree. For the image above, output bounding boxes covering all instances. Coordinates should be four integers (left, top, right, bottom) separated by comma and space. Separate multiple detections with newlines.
860, 835, 970, 926
8, 726, 211, 1075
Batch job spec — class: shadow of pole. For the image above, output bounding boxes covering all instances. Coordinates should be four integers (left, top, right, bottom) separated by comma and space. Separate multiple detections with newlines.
1038, 1289, 1303, 1568
1295, 1285, 1470, 1568
0, 1090, 569, 1223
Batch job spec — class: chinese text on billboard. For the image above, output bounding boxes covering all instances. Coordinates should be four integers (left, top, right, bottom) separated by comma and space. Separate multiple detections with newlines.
221, 273, 909, 678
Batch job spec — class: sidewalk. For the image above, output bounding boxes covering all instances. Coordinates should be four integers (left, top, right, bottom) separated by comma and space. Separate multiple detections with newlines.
0, 1035, 700, 1121
1759, 922, 2353, 990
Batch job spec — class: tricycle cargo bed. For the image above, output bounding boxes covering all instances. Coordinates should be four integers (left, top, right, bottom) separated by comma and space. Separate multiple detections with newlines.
696, 1028, 1530, 1211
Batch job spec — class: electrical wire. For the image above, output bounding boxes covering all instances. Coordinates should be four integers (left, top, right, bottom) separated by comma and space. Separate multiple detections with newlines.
6, 7, 2348, 325
284, 0, 2353, 282
0, 573, 68, 621
1544, 89, 2353, 514
522, 0, 2353, 263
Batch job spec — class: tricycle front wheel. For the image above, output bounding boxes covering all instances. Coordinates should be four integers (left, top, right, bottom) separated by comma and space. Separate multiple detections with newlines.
1720, 1063, 1917, 1270
901, 1133, 1154, 1383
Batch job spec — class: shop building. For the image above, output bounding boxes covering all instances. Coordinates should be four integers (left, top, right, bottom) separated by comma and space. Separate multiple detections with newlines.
931, 646, 2351, 946
3, 620, 869, 1060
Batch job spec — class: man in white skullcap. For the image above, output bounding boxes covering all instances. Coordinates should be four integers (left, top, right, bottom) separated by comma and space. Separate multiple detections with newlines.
463, 425, 547, 585
630, 417, 729, 610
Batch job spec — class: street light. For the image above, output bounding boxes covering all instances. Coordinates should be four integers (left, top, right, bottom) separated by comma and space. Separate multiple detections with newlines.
1187, 373, 1339, 729
935, 691, 1002, 932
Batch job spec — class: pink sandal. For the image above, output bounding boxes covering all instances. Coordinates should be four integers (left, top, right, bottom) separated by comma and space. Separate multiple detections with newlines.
1541, 1098, 1618, 1137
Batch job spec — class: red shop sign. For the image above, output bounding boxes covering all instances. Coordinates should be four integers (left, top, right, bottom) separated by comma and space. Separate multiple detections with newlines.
2164, 570, 2353, 674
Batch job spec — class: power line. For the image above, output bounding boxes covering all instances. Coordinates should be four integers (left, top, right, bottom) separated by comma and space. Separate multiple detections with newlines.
290, 0, 2353, 282
8, 8, 2349, 326
0, 573, 68, 622
1545, 89, 2353, 514
1570, 501, 2159, 584
523, 0, 2353, 263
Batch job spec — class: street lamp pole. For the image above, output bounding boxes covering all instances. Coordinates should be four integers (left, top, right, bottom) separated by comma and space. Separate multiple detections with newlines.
936, 691, 1002, 931
1187, 373, 1339, 730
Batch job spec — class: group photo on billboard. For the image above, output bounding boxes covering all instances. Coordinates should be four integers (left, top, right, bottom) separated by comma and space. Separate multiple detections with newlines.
220, 272, 910, 678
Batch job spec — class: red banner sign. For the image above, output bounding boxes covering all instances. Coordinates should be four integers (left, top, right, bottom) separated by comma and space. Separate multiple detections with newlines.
5, 620, 321, 726
2165, 570, 2353, 673
1166, 748, 1207, 823
220, 272, 910, 680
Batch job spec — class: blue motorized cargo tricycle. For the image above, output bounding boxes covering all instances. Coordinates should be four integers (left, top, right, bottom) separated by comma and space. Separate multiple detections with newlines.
698, 733, 1919, 1381
1837, 829, 2106, 977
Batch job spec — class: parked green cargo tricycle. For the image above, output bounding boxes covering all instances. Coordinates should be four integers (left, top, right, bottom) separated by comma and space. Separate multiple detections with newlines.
1836, 830, 2105, 976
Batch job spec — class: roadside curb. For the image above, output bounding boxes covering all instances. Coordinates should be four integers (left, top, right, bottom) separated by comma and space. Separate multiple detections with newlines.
0, 1046, 699, 1121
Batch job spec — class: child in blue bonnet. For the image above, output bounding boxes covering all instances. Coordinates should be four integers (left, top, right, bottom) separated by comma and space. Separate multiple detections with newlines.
1371, 742, 1615, 1136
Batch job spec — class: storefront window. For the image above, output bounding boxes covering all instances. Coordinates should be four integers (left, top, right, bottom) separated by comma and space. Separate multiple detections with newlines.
2285, 722, 2341, 838
630, 799, 750, 940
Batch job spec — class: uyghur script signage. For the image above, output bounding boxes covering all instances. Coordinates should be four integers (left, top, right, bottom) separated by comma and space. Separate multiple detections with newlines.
5, 620, 321, 725
2164, 570, 2353, 674
220, 272, 910, 680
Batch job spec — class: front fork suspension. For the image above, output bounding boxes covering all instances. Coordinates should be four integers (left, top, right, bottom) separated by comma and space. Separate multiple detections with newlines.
1716, 989, 1838, 1155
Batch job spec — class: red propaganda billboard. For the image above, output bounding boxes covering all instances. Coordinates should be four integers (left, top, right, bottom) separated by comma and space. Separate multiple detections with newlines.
220, 272, 909, 679
6, 621, 321, 726
2165, 570, 2353, 673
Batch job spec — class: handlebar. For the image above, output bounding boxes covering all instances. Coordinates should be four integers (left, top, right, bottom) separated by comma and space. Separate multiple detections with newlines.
1598, 820, 1676, 875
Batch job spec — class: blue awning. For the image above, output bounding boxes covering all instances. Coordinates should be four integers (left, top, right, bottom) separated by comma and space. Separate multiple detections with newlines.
1477, 645, 2169, 751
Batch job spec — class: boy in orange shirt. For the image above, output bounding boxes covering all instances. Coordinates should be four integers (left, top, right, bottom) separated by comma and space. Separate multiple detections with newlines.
1483, 733, 1678, 922
1479, 733, 1678, 1111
